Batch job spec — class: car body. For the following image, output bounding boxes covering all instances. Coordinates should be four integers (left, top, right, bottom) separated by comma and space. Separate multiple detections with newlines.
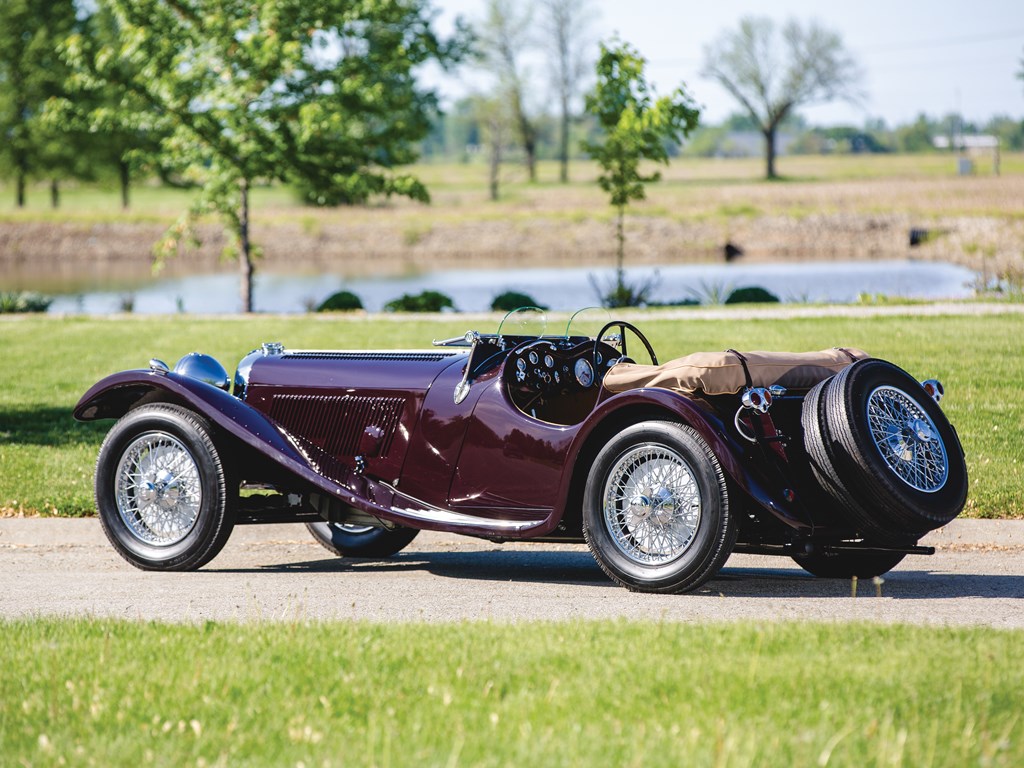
75, 309, 968, 593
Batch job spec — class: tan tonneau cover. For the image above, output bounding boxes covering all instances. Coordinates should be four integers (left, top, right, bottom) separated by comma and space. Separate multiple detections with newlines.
603, 348, 869, 396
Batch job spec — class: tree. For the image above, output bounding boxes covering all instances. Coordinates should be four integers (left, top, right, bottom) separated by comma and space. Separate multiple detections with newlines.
540, 0, 594, 182
478, 0, 539, 182
582, 39, 699, 306
0, 0, 78, 207
66, 0, 464, 312
702, 17, 863, 179
55, 4, 167, 210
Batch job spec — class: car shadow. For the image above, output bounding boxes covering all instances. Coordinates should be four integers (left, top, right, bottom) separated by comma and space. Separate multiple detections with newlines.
223, 548, 612, 587
707, 566, 1024, 600
216, 548, 1024, 599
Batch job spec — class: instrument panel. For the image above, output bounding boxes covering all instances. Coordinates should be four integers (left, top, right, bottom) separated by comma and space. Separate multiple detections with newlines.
506, 338, 619, 398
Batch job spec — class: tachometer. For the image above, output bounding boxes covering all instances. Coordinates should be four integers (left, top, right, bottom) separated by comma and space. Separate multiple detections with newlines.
574, 358, 595, 388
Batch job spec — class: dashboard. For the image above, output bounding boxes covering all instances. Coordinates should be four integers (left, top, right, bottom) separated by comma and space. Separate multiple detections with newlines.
505, 338, 621, 404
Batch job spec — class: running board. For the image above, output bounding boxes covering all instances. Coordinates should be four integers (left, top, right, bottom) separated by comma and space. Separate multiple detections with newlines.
380, 482, 548, 532
733, 543, 936, 557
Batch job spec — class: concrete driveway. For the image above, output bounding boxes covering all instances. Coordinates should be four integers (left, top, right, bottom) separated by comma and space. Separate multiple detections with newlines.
1, 518, 1022, 626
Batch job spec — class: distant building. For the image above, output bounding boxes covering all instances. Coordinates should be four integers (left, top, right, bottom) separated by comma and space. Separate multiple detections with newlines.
932, 134, 1000, 176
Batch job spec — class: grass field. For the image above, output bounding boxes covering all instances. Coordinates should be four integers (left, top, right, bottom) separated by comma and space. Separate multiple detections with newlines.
3, 156, 1024, 236
1, 619, 1022, 767
1, 311, 1021, 518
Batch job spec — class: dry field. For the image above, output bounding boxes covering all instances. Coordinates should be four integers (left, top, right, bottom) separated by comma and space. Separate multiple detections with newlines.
1, 154, 1022, 288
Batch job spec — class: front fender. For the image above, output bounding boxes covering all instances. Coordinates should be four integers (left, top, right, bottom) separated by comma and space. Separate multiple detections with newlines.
75, 370, 310, 467
75, 371, 544, 536
556, 387, 807, 530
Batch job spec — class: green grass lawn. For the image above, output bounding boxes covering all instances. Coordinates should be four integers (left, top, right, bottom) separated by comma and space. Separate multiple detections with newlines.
1, 311, 1021, 518
1, 619, 1021, 767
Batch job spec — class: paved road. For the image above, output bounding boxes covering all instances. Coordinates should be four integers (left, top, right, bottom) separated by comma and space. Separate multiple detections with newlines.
1, 518, 1022, 626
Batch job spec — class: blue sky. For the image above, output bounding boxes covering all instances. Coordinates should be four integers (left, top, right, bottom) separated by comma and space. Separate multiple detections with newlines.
432, 0, 1024, 126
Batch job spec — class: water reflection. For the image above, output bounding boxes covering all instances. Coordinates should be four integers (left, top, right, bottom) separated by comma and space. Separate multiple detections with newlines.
39, 260, 976, 315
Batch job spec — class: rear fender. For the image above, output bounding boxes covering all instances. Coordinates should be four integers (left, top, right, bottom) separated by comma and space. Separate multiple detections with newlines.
557, 388, 807, 530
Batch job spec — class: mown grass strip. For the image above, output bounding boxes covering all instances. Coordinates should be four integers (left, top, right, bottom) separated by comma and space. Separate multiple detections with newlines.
1, 619, 1021, 768
1, 312, 1021, 517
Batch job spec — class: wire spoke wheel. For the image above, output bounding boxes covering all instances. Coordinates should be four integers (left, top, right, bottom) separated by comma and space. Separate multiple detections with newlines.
95, 404, 235, 571
602, 445, 701, 565
115, 433, 202, 546
306, 519, 419, 558
867, 385, 948, 493
583, 421, 735, 594
802, 359, 967, 543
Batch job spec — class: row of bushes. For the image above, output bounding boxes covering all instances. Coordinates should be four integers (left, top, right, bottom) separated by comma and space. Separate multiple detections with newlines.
317, 289, 547, 313
317, 286, 781, 313
0, 286, 781, 315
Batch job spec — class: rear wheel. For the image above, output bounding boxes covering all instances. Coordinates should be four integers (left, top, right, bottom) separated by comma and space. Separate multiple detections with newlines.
306, 521, 419, 558
582, 421, 735, 594
792, 551, 906, 579
95, 404, 235, 570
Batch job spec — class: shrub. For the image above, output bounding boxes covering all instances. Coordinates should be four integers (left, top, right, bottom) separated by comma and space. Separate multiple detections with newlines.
0, 291, 52, 314
490, 291, 548, 312
589, 271, 659, 308
384, 290, 456, 313
316, 290, 364, 312
724, 286, 780, 305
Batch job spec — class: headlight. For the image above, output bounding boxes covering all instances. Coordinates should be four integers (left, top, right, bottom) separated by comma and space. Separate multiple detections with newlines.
173, 352, 230, 392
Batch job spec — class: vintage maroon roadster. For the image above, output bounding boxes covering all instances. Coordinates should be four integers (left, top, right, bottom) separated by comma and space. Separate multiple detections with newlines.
75, 309, 967, 593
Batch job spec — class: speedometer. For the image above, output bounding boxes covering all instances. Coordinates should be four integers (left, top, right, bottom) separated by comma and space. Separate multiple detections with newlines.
574, 358, 595, 388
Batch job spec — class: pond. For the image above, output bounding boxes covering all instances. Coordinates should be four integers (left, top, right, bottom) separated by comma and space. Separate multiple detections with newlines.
41, 259, 977, 315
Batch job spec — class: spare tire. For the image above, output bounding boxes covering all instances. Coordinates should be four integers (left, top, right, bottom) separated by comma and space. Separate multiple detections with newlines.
802, 359, 967, 541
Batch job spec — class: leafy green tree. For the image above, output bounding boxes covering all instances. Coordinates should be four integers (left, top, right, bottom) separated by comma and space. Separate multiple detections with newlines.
55, 4, 166, 209
702, 17, 863, 179
0, 0, 78, 207
66, 0, 464, 312
582, 39, 699, 303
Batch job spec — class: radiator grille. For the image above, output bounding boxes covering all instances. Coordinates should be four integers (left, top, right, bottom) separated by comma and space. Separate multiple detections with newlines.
269, 394, 406, 458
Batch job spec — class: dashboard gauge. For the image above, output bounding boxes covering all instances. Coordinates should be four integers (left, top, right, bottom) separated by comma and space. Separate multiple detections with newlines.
516, 358, 527, 372
528, 350, 539, 365
595, 351, 603, 366
553, 371, 561, 384
544, 354, 554, 369
574, 358, 595, 388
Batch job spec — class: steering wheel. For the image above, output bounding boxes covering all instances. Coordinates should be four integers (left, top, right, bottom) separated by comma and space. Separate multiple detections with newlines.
594, 321, 658, 369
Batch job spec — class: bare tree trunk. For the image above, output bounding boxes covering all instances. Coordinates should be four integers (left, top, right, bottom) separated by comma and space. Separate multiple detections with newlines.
558, 94, 570, 183
239, 178, 253, 313
518, 110, 537, 183
50, 178, 59, 209
119, 159, 131, 209
764, 127, 778, 180
488, 115, 502, 201
615, 204, 625, 275
16, 171, 26, 208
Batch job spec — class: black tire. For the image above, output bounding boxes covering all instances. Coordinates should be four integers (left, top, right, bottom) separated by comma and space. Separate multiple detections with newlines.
306, 521, 419, 558
582, 421, 736, 594
95, 404, 235, 570
803, 359, 968, 541
792, 551, 906, 579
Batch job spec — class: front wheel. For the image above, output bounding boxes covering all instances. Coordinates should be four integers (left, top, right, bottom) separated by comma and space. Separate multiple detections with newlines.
306, 521, 419, 558
582, 421, 736, 593
95, 404, 235, 570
